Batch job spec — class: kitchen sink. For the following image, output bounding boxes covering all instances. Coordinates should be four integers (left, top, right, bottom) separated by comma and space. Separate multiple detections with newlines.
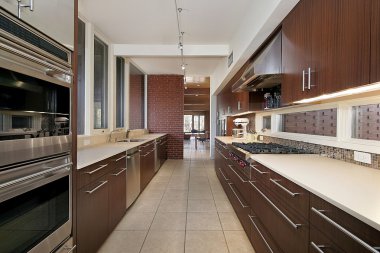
118, 138, 147, 143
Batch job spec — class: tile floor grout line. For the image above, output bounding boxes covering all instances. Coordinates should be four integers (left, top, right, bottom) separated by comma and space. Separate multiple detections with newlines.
137, 162, 174, 253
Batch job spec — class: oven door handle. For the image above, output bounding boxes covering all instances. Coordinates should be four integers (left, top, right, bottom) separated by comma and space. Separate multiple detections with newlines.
0, 162, 72, 190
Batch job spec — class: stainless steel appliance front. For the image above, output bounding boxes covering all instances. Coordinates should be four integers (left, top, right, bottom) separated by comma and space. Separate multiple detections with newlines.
126, 147, 141, 209
0, 155, 72, 253
0, 8, 72, 168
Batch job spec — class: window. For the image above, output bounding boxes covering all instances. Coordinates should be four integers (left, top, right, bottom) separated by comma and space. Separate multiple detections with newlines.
352, 103, 380, 141
263, 116, 271, 130
184, 115, 192, 132
184, 115, 205, 132
93, 36, 108, 129
77, 19, 85, 134
116, 57, 125, 128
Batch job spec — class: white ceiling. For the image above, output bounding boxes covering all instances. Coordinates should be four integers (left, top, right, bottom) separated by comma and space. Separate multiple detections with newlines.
79, 0, 299, 88
79, 0, 252, 44
78, 0, 253, 77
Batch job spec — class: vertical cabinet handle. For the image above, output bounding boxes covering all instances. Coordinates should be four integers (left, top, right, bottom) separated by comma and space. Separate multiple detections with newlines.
302, 69, 306, 91
310, 242, 326, 253
308, 67, 312, 90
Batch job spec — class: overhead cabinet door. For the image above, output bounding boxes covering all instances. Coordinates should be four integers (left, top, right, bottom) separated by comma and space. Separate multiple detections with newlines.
282, 0, 371, 104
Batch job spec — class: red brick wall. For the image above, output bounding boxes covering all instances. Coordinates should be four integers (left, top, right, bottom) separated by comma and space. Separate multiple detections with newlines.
147, 75, 184, 159
129, 74, 144, 129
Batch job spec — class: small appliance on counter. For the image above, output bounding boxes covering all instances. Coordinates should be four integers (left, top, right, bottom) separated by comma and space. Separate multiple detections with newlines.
233, 118, 249, 139
232, 128, 244, 138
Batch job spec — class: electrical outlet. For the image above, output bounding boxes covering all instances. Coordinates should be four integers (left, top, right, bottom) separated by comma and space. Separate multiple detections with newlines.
258, 135, 264, 141
354, 151, 372, 164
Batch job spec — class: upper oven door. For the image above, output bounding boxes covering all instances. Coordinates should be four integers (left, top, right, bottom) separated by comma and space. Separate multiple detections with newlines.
0, 55, 71, 168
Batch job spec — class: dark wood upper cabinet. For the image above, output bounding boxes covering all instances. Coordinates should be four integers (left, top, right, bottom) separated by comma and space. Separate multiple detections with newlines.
281, 0, 312, 104
311, 0, 371, 93
282, 0, 371, 104
371, 0, 380, 83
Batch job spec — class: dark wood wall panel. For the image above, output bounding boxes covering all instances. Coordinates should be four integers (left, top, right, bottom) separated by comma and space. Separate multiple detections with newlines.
282, 109, 337, 137
352, 104, 380, 141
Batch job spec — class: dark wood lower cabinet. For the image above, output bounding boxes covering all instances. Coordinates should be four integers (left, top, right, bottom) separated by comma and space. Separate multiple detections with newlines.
77, 152, 127, 253
108, 166, 127, 232
215, 143, 380, 253
77, 175, 109, 253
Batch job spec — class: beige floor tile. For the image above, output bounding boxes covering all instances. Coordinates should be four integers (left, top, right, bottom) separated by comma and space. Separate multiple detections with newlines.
129, 198, 161, 213
167, 181, 189, 190
219, 212, 244, 231
224, 230, 256, 253
214, 199, 234, 212
97, 230, 147, 253
212, 188, 229, 200
158, 199, 188, 212
185, 231, 229, 253
151, 175, 172, 183
186, 212, 222, 230
115, 211, 155, 230
140, 230, 185, 253
188, 188, 214, 200
162, 189, 188, 200
139, 188, 165, 200
187, 199, 217, 212
150, 212, 186, 230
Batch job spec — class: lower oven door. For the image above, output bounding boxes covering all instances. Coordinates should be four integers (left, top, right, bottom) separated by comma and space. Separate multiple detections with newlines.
0, 159, 72, 253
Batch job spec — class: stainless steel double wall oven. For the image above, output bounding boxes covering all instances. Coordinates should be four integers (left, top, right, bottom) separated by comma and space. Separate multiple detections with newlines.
0, 8, 73, 253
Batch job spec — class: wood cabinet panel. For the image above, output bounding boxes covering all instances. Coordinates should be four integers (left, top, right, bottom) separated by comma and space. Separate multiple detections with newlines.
371, 0, 380, 83
281, 0, 312, 104
77, 175, 109, 253
311, 0, 371, 92
250, 180, 309, 253
310, 194, 380, 253
249, 213, 283, 253
310, 226, 344, 253
108, 166, 127, 232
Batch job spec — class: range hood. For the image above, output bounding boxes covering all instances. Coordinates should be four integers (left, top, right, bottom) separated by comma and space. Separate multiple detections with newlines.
232, 32, 282, 92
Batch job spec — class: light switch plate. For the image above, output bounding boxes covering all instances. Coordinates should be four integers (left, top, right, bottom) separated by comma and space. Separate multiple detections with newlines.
354, 151, 372, 164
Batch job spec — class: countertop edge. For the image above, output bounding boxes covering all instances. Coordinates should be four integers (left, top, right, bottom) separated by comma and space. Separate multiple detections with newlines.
77, 133, 167, 170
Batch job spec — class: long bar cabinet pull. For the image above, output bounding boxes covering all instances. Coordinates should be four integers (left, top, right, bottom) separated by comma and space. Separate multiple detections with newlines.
310, 242, 326, 253
85, 181, 108, 194
250, 165, 269, 175
115, 155, 127, 162
269, 178, 300, 197
311, 207, 379, 253
85, 164, 108, 175
228, 183, 248, 208
248, 215, 274, 253
249, 181, 302, 230
218, 168, 230, 181
228, 165, 248, 183
111, 168, 127, 176
308, 67, 312, 90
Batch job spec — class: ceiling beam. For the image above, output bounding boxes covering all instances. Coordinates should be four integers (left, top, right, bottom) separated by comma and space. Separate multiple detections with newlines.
114, 44, 230, 57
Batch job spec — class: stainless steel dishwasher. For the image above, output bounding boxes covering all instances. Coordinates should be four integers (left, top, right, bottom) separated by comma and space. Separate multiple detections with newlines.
126, 147, 140, 209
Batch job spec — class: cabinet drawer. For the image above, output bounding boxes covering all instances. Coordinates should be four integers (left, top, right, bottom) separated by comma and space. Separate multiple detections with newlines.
269, 171, 309, 219
225, 163, 250, 203
139, 141, 155, 154
78, 157, 114, 189
310, 194, 380, 253
249, 213, 283, 253
226, 182, 250, 235
310, 226, 344, 253
250, 162, 271, 188
250, 180, 309, 253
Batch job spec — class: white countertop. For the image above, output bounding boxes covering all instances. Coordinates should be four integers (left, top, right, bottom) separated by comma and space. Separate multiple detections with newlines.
215, 136, 380, 231
77, 133, 166, 170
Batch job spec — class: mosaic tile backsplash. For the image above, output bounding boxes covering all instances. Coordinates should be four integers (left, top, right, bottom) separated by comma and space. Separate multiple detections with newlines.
263, 136, 380, 169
